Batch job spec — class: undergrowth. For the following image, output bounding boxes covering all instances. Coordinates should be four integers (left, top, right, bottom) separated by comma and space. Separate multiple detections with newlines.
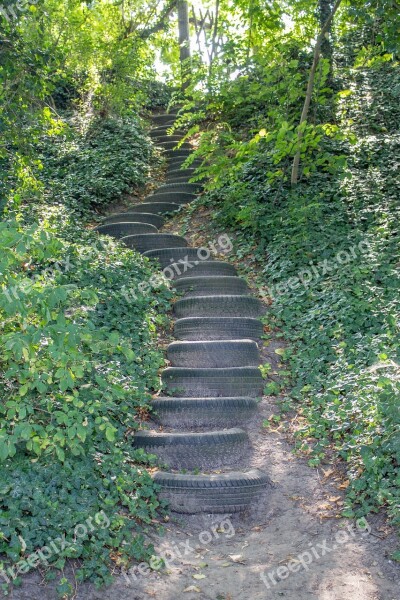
0, 114, 173, 594
191, 62, 400, 540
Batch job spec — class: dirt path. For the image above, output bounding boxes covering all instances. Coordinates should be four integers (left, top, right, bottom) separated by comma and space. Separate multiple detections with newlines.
96, 202, 399, 600
105, 434, 399, 600
14, 406, 399, 600
12, 437, 399, 600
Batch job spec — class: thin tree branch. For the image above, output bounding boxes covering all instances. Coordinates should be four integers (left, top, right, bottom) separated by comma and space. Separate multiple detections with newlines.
209, 0, 220, 81
138, 0, 178, 39
290, 0, 342, 186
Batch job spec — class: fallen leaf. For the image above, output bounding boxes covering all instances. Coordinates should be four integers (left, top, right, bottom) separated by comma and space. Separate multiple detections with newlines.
322, 468, 334, 479
192, 573, 206, 580
338, 480, 350, 489
279, 555, 294, 564
329, 496, 342, 503
228, 554, 246, 564
184, 586, 201, 593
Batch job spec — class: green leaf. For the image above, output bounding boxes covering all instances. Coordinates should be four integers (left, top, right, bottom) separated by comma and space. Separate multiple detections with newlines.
55, 447, 65, 462
105, 427, 116, 442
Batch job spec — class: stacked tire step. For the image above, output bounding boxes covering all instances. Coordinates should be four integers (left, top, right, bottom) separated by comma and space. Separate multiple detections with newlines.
95, 108, 268, 513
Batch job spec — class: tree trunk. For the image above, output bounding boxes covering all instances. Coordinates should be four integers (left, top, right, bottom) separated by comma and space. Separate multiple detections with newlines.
178, 0, 191, 90
318, 0, 334, 86
290, 0, 342, 186
208, 0, 220, 87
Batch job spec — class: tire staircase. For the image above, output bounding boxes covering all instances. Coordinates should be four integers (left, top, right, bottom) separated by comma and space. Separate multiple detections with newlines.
96, 109, 268, 514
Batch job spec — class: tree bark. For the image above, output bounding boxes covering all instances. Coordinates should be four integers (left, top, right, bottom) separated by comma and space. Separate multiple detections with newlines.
208, 0, 220, 81
177, 0, 191, 90
290, 0, 342, 186
319, 0, 334, 85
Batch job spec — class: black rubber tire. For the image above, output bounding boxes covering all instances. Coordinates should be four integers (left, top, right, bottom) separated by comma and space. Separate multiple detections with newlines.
121, 233, 188, 254
143, 247, 214, 268
163, 149, 193, 159
166, 175, 199, 184
94, 222, 158, 238
152, 114, 176, 126
174, 276, 249, 297
128, 202, 182, 215
167, 154, 200, 164
167, 340, 260, 368
103, 212, 165, 228
169, 261, 237, 279
156, 182, 202, 194
161, 367, 264, 397
174, 317, 264, 341
145, 192, 196, 205
166, 168, 196, 179
151, 397, 258, 427
167, 159, 202, 171
154, 135, 183, 144
174, 295, 263, 318
150, 129, 186, 139
159, 140, 192, 151
133, 428, 249, 469
153, 469, 269, 514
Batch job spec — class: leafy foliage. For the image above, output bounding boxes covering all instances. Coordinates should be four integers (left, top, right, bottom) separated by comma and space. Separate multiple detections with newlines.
177, 2, 400, 533
0, 211, 173, 590
0, 1, 175, 588
37, 116, 154, 213
0, 92, 172, 598
0, 0, 174, 211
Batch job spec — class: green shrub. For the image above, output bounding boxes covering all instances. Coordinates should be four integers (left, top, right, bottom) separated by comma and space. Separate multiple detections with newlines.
0, 215, 173, 591
35, 116, 155, 215
197, 64, 400, 530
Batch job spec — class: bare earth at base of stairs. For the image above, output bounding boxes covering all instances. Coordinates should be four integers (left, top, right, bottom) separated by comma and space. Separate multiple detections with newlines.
11, 411, 400, 600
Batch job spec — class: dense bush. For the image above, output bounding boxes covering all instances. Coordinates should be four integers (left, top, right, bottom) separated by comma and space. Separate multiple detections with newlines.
0, 213, 173, 592
0, 106, 173, 592
196, 62, 400, 533
36, 116, 155, 214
